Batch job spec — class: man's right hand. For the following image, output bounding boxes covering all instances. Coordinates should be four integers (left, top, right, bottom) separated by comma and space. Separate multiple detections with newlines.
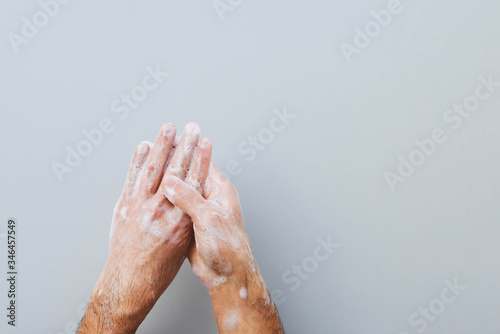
161, 164, 284, 333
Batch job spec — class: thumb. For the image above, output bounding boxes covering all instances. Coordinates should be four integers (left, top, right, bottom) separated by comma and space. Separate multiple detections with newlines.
161, 175, 206, 219
187, 238, 198, 264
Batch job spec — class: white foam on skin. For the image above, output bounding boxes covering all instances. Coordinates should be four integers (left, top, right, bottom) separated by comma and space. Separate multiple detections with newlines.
211, 274, 228, 287
148, 219, 163, 239
101, 301, 113, 328
192, 225, 254, 289
162, 138, 178, 174
109, 203, 120, 242
110, 180, 189, 249
112, 136, 256, 292
202, 222, 242, 253
120, 206, 128, 219
165, 186, 177, 205
167, 164, 183, 175
191, 261, 228, 289
184, 139, 211, 192
186, 165, 261, 289
133, 202, 188, 246
129, 178, 141, 199
162, 124, 175, 138
108, 128, 202, 259
239, 287, 248, 300
128, 142, 152, 199
138, 142, 150, 156
147, 181, 155, 193
264, 289, 272, 305
167, 124, 201, 175
223, 310, 240, 330
185, 122, 202, 138
187, 175, 201, 191
246, 249, 257, 273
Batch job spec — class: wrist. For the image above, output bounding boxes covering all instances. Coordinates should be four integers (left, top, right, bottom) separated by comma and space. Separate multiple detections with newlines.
208, 265, 280, 331
208, 268, 268, 304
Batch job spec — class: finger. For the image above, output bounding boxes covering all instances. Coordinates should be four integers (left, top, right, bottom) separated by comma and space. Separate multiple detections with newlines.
203, 162, 230, 199
160, 175, 206, 220
163, 122, 201, 181
187, 238, 204, 274
124, 141, 151, 198
185, 138, 212, 195
139, 123, 176, 195
187, 238, 209, 283
187, 238, 197, 264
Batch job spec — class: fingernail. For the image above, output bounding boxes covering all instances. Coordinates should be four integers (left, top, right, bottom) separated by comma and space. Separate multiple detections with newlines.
138, 142, 150, 156
200, 138, 210, 148
161, 123, 175, 138
185, 122, 201, 135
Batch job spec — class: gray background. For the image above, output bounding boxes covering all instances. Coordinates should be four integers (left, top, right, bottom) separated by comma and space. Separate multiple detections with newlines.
1, 0, 500, 333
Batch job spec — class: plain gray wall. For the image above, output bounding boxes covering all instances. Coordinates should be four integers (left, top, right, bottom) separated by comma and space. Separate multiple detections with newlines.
1, 0, 500, 333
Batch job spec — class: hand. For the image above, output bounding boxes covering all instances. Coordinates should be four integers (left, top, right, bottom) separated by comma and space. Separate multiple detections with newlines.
162, 164, 284, 333
78, 122, 212, 334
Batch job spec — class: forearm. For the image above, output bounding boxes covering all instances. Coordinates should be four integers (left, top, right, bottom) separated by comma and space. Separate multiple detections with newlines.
78, 290, 144, 334
77, 265, 157, 334
209, 268, 284, 333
